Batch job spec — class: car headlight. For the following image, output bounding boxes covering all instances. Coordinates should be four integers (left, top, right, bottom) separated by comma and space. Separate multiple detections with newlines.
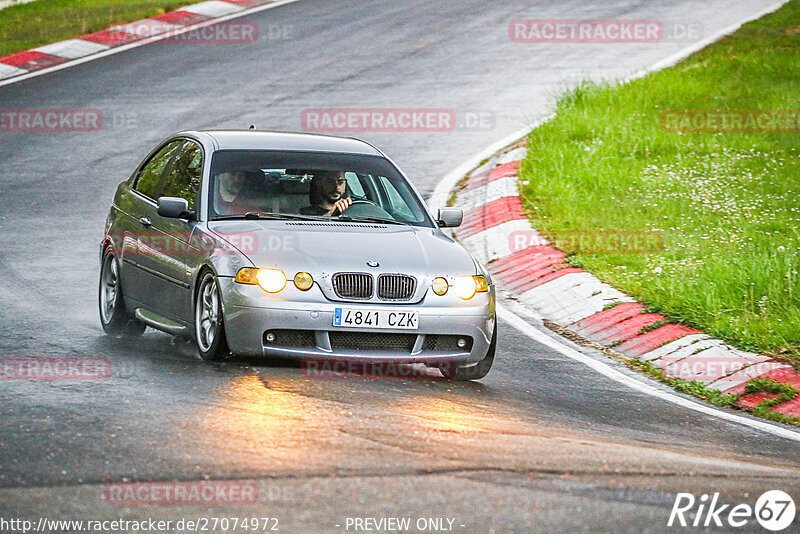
454, 275, 489, 300
235, 267, 286, 293
432, 277, 449, 295
257, 269, 287, 293
294, 272, 314, 291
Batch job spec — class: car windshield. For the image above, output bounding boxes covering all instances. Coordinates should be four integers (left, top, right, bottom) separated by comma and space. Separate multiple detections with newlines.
208, 150, 434, 227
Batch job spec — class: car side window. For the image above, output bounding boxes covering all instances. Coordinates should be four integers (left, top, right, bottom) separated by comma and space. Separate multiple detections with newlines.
134, 141, 183, 200
161, 141, 203, 211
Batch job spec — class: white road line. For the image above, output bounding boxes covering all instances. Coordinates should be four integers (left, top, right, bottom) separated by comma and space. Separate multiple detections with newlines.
0, 0, 303, 88
499, 302, 800, 442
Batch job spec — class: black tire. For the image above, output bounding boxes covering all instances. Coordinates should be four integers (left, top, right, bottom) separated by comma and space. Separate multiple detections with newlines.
194, 271, 230, 361
441, 322, 497, 381
98, 251, 146, 337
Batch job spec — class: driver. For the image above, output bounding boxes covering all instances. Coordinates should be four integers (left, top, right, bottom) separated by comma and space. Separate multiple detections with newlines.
299, 170, 352, 216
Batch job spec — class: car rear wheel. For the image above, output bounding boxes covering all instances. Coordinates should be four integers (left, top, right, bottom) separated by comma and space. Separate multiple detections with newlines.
99, 251, 146, 337
440, 322, 496, 381
194, 271, 230, 361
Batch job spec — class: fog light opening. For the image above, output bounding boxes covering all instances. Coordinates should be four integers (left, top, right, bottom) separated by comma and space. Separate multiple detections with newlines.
457, 338, 467, 348
265, 332, 276, 343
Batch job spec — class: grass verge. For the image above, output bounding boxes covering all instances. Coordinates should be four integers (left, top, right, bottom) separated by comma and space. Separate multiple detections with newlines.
518, 1, 800, 364
0, 0, 192, 57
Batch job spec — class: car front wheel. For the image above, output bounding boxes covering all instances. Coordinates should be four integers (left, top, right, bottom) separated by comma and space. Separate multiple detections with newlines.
99, 251, 146, 337
194, 271, 230, 361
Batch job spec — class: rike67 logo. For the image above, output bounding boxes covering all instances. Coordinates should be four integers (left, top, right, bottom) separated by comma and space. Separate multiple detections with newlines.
669, 490, 796, 531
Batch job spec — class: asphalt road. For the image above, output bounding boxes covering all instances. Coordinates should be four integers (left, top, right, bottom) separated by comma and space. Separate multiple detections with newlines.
1, 1, 799, 532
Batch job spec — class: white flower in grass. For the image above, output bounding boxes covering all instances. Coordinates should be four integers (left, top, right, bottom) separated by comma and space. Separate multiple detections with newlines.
652, 267, 663, 274
758, 295, 768, 315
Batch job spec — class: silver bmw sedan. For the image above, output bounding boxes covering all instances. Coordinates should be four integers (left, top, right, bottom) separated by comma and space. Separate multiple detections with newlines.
99, 130, 496, 380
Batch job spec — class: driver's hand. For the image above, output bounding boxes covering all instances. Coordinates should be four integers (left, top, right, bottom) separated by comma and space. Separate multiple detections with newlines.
331, 197, 352, 215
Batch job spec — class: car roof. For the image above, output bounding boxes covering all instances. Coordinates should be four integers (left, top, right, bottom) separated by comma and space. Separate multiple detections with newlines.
189, 130, 384, 156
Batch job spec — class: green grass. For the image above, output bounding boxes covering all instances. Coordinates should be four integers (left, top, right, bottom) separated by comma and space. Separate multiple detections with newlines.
0, 0, 192, 57
519, 0, 800, 362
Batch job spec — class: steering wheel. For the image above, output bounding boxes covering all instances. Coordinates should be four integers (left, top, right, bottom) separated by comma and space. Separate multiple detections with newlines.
338, 199, 392, 218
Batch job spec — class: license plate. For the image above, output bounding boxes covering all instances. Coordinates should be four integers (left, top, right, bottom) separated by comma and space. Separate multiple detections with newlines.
333, 308, 419, 330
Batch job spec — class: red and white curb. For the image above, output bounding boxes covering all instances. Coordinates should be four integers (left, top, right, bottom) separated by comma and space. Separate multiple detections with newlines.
0, 0, 281, 83
450, 140, 800, 418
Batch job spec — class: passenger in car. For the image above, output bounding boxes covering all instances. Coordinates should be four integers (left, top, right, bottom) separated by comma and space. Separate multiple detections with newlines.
299, 170, 352, 216
214, 170, 267, 215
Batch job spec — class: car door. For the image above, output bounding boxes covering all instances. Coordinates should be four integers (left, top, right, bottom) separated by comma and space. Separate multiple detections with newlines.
146, 140, 204, 323
117, 140, 184, 307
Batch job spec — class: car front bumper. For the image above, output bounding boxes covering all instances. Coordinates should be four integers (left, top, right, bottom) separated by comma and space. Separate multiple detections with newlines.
218, 278, 495, 365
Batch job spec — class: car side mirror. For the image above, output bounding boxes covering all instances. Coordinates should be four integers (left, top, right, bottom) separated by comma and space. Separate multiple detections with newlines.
436, 208, 463, 228
157, 196, 190, 219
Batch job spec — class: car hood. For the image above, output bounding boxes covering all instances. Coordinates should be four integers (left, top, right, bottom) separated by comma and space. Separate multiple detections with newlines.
207, 220, 478, 276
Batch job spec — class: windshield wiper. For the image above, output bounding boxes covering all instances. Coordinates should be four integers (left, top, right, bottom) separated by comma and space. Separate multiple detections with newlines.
212, 212, 326, 221
335, 215, 411, 226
